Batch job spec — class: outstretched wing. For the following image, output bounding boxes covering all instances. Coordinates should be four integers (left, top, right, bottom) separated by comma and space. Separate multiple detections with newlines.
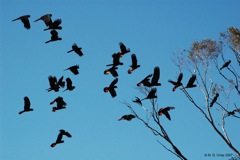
177, 73, 183, 83
186, 74, 196, 87
151, 66, 160, 84
66, 78, 73, 88
109, 78, 118, 88
147, 88, 157, 98
131, 54, 138, 67
24, 96, 31, 110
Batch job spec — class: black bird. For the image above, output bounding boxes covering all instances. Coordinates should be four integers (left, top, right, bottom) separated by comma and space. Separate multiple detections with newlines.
12, 15, 31, 29
118, 114, 135, 121
150, 67, 161, 86
50, 97, 67, 112
44, 19, 62, 31
51, 129, 72, 147
128, 54, 140, 74
141, 88, 157, 100
57, 76, 65, 88
220, 60, 231, 70
64, 65, 79, 75
67, 43, 84, 57
118, 42, 130, 57
63, 78, 75, 92
132, 96, 142, 106
185, 74, 197, 88
168, 73, 183, 91
210, 93, 219, 107
226, 109, 240, 116
34, 14, 52, 27
104, 78, 118, 98
104, 66, 118, 77
158, 106, 175, 120
106, 53, 123, 67
137, 74, 152, 87
45, 30, 62, 43
47, 76, 60, 92
19, 96, 33, 114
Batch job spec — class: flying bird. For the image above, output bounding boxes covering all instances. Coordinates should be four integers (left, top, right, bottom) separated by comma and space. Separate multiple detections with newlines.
150, 67, 161, 86
185, 74, 197, 88
19, 96, 33, 114
168, 73, 183, 91
104, 78, 118, 98
118, 42, 130, 57
158, 106, 175, 120
50, 97, 67, 112
34, 14, 52, 26
64, 65, 79, 75
44, 19, 62, 31
132, 96, 142, 106
106, 53, 123, 67
104, 66, 118, 77
137, 74, 152, 87
47, 76, 65, 92
128, 54, 140, 74
51, 129, 72, 147
45, 30, 62, 43
118, 114, 135, 121
210, 93, 219, 107
220, 60, 231, 70
57, 76, 65, 88
12, 15, 31, 29
141, 88, 157, 100
63, 78, 75, 92
67, 43, 84, 57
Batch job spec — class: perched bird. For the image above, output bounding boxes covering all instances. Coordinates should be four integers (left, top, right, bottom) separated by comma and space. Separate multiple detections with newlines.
63, 78, 75, 92
19, 96, 33, 114
158, 106, 175, 120
132, 96, 142, 106
44, 19, 62, 31
137, 74, 152, 87
141, 88, 157, 100
64, 65, 79, 75
118, 114, 135, 121
104, 78, 118, 98
50, 97, 67, 112
51, 129, 72, 147
220, 60, 231, 70
12, 15, 31, 29
168, 73, 183, 91
150, 67, 161, 86
45, 30, 62, 43
185, 74, 197, 88
106, 53, 123, 67
34, 14, 52, 27
118, 42, 130, 57
210, 93, 219, 107
226, 109, 240, 116
128, 54, 140, 74
104, 66, 118, 77
67, 43, 84, 57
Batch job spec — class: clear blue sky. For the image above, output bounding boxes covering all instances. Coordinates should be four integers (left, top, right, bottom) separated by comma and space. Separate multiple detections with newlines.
0, 0, 239, 160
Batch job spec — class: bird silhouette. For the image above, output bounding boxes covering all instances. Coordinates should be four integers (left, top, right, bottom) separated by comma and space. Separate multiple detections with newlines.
150, 67, 161, 86
132, 96, 142, 106
64, 65, 79, 75
34, 14, 52, 27
104, 78, 118, 98
12, 15, 31, 29
220, 60, 231, 70
50, 97, 67, 112
210, 93, 219, 107
57, 76, 65, 88
158, 106, 175, 120
118, 42, 130, 57
128, 54, 140, 74
47, 76, 60, 92
226, 108, 240, 116
141, 88, 157, 100
104, 66, 118, 77
51, 129, 72, 147
63, 78, 75, 92
137, 74, 152, 87
118, 114, 135, 121
185, 74, 197, 88
45, 30, 62, 43
106, 53, 123, 67
67, 43, 84, 57
44, 19, 62, 31
19, 96, 33, 114
168, 73, 183, 91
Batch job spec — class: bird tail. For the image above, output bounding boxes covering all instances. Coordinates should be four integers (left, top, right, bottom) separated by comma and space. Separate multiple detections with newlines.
45, 40, 52, 44
67, 50, 73, 53
18, 110, 25, 114
106, 64, 113, 67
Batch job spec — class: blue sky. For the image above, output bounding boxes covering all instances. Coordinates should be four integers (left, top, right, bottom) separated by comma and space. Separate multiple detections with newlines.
0, 0, 239, 160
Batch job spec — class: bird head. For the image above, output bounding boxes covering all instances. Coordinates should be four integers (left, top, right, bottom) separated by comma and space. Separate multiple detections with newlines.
103, 87, 109, 92
104, 70, 110, 75
128, 68, 133, 74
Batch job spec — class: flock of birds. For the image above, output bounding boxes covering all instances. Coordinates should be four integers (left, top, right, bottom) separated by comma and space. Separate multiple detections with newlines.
12, 14, 238, 149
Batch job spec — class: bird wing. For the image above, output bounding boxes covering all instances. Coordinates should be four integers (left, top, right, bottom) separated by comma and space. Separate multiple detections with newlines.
53, 19, 62, 26
168, 80, 177, 85
42, 14, 52, 26
24, 96, 31, 110
63, 131, 72, 138
110, 67, 118, 77
131, 54, 138, 67
148, 88, 157, 97
119, 42, 127, 53
56, 132, 63, 143
109, 78, 118, 88
69, 66, 79, 75
151, 66, 160, 84
186, 74, 196, 86
66, 78, 73, 88
177, 73, 183, 83
49, 76, 57, 88
163, 111, 171, 120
